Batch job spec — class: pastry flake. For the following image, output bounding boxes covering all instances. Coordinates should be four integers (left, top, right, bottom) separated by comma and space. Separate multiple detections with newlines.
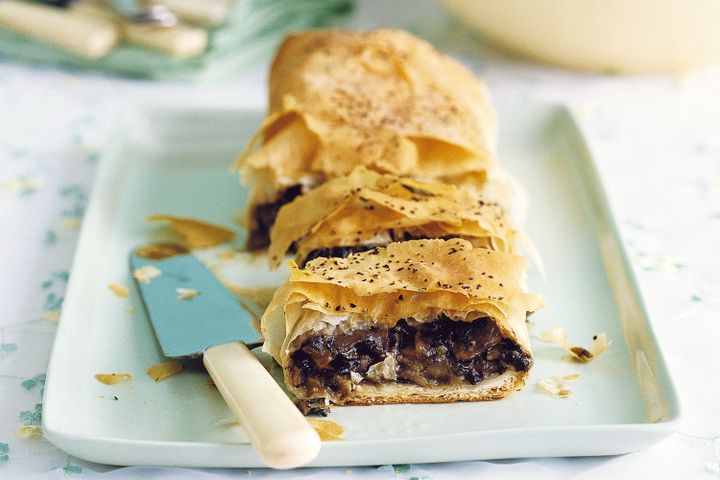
146, 214, 235, 249
133, 265, 161, 285
307, 418, 344, 441
537, 373, 580, 398
134, 243, 189, 260
108, 283, 130, 298
146, 361, 183, 381
537, 325, 611, 363
176, 288, 199, 300
14, 425, 43, 438
95, 373, 132, 385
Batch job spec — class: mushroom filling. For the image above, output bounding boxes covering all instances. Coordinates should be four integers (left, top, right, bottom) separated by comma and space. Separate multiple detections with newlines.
248, 184, 304, 251
288, 315, 531, 398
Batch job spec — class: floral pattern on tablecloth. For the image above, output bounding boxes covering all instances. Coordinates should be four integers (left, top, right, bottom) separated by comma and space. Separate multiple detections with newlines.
1, 1, 719, 478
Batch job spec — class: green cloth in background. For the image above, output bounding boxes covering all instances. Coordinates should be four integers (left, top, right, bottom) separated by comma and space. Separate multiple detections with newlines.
0, 0, 353, 81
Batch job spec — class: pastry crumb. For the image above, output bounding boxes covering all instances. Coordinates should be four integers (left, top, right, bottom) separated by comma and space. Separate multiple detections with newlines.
61, 216, 82, 230
216, 249, 237, 260
95, 373, 132, 385
176, 288, 199, 300
126, 306, 135, 313
15, 425, 43, 438
133, 265, 161, 284
134, 243, 188, 260
42, 309, 61, 322
537, 325, 611, 363
147, 361, 183, 381
108, 283, 130, 298
307, 418, 344, 441
537, 373, 580, 398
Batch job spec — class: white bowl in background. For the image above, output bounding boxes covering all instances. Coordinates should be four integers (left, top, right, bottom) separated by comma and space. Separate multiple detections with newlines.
441, 0, 720, 73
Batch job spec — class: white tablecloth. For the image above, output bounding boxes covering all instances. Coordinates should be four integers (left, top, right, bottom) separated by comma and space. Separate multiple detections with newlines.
1, 1, 719, 478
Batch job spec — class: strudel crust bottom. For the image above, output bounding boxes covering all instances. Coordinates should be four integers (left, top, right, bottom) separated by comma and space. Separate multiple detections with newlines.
306, 370, 527, 406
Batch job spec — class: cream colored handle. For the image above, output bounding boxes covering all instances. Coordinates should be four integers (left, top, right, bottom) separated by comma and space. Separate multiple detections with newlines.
0, 0, 119, 58
121, 22, 207, 58
72, 2, 208, 58
203, 342, 321, 469
152, 0, 234, 27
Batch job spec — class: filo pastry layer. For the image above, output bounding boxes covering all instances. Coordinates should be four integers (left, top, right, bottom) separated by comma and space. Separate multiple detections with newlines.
268, 166, 518, 268
234, 28, 499, 250
261, 239, 544, 405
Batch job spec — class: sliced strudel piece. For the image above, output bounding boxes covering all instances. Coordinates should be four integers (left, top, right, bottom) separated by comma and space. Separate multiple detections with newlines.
234, 28, 500, 250
261, 239, 544, 406
268, 167, 517, 268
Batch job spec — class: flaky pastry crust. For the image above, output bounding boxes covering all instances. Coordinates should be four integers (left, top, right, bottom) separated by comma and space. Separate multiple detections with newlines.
234, 28, 498, 207
268, 167, 518, 267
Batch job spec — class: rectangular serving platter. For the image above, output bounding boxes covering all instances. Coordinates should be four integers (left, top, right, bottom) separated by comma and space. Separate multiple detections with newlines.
42, 102, 680, 467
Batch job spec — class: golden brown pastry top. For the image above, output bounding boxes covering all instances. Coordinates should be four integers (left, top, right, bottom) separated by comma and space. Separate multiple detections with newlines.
235, 28, 498, 196
261, 239, 544, 365
268, 167, 517, 267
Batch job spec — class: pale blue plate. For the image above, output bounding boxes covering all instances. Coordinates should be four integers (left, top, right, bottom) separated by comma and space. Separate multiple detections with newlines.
42, 103, 680, 467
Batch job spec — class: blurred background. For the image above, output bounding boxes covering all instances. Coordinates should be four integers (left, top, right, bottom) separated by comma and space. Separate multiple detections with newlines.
1, 0, 719, 478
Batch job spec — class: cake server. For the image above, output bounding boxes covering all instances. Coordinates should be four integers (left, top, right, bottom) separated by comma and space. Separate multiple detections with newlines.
129, 246, 320, 469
